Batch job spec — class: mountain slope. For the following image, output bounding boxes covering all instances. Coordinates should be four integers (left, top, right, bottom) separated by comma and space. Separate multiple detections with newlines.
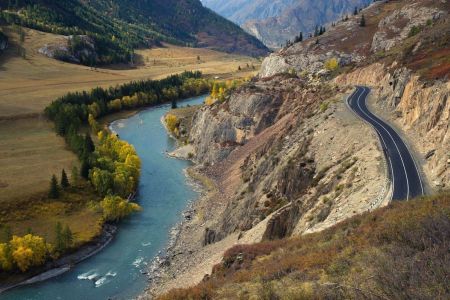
142, 0, 449, 297
0, 0, 268, 64
201, 0, 297, 25
160, 194, 450, 299
202, 0, 372, 48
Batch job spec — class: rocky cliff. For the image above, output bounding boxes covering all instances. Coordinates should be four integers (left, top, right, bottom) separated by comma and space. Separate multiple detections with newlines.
146, 0, 449, 296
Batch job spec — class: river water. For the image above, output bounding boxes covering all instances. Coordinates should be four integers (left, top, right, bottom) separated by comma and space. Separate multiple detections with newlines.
2, 95, 206, 300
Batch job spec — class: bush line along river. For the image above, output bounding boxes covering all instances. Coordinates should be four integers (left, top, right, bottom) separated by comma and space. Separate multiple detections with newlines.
3, 95, 206, 300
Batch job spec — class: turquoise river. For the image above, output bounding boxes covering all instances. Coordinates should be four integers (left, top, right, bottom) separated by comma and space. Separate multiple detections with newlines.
2, 95, 206, 300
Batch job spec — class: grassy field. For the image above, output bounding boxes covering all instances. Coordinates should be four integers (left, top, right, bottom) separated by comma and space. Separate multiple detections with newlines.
0, 26, 259, 246
0, 27, 259, 119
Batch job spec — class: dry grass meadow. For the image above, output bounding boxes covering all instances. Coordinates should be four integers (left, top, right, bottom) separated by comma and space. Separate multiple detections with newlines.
0, 26, 259, 241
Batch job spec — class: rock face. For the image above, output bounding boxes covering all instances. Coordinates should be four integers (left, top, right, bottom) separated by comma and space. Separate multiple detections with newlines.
39, 35, 98, 64
371, 3, 444, 53
187, 74, 387, 246
190, 86, 282, 164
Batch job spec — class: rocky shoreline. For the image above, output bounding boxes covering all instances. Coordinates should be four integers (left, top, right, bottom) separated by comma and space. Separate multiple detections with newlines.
0, 224, 117, 294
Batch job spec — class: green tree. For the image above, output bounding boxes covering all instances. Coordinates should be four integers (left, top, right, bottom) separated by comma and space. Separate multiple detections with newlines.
71, 166, 79, 186
62, 225, 73, 249
354, 6, 358, 15
48, 175, 60, 199
61, 169, 69, 189
54, 222, 64, 253
1, 226, 12, 243
80, 160, 90, 179
84, 134, 95, 155
360, 14, 366, 27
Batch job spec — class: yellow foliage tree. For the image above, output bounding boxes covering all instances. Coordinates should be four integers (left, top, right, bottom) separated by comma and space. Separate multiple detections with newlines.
10, 234, 48, 272
165, 114, 179, 133
100, 195, 141, 222
12, 246, 33, 272
324, 58, 339, 71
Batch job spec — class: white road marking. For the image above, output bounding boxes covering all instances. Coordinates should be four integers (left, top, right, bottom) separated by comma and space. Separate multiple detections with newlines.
355, 87, 410, 200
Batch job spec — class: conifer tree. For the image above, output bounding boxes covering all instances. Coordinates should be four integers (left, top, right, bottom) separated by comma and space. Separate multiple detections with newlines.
49, 175, 60, 199
354, 6, 358, 15
62, 225, 73, 249
80, 160, 90, 179
61, 169, 69, 189
1, 226, 12, 243
360, 14, 366, 27
55, 222, 64, 252
71, 166, 79, 186
84, 134, 95, 154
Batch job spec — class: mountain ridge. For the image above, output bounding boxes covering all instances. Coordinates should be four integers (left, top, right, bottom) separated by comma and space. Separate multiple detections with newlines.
0, 0, 268, 64
202, 0, 372, 48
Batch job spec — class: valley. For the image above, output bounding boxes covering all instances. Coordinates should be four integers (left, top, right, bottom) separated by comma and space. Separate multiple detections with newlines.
0, 14, 259, 289
0, 0, 448, 299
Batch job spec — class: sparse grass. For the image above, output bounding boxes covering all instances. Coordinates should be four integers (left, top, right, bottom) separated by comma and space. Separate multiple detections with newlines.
0, 27, 259, 119
0, 118, 77, 204
159, 193, 450, 300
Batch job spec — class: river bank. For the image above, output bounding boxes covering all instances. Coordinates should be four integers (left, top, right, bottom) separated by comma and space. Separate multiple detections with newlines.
0, 224, 117, 294
1, 95, 207, 299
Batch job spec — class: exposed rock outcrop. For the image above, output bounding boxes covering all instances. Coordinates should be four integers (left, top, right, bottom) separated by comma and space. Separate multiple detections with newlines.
39, 35, 98, 64
371, 3, 444, 53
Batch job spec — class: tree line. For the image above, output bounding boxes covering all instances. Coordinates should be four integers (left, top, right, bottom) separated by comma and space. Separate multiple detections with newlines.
45, 71, 211, 225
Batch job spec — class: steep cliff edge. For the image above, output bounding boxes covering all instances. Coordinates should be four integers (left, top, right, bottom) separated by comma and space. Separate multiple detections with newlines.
145, 0, 449, 297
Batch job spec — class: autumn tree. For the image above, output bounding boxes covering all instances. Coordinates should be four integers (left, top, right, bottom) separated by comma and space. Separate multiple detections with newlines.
100, 195, 141, 222
49, 175, 60, 199
10, 234, 48, 272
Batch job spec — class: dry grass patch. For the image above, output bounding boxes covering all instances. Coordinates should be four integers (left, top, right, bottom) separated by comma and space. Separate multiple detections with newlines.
160, 193, 450, 299
0, 118, 77, 204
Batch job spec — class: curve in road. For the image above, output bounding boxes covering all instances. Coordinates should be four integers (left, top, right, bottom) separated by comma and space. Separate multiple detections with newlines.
347, 86, 424, 201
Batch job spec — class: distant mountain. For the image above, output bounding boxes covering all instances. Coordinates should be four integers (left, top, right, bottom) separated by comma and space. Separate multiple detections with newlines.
202, 0, 372, 48
0, 0, 268, 64
201, 0, 298, 25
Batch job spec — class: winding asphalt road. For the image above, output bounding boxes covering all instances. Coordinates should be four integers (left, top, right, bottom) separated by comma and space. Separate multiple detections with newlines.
347, 86, 424, 201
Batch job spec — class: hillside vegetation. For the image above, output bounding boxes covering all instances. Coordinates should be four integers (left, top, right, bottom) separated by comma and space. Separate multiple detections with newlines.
160, 194, 450, 299
0, 0, 268, 65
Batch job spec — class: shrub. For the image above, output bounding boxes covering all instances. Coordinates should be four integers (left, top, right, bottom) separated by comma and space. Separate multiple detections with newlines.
408, 26, 421, 37
165, 114, 179, 133
324, 58, 339, 71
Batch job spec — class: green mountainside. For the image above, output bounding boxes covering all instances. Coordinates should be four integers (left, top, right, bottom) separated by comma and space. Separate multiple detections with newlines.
0, 0, 268, 64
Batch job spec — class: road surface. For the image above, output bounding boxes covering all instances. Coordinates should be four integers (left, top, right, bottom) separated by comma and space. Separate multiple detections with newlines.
347, 86, 424, 201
